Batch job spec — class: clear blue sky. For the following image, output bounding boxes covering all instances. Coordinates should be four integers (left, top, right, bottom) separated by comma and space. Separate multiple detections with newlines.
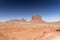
0, 0, 60, 22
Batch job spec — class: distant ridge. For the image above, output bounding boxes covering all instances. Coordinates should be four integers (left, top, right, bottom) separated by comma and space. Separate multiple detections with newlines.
0, 14, 60, 24
5, 14, 45, 23
5, 18, 26, 23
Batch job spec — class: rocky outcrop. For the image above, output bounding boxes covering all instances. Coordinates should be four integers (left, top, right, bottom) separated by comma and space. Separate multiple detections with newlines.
6, 18, 26, 23
20, 18, 26, 23
30, 14, 45, 23
5, 14, 45, 24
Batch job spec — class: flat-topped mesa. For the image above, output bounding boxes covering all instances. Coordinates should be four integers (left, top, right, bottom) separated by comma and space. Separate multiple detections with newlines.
30, 14, 45, 23
5, 14, 45, 24
6, 18, 26, 23
32, 14, 42, 20
6, 19, 20, 23
20, 18, 26, 23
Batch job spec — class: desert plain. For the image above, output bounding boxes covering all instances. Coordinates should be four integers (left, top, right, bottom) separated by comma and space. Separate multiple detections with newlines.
0, 14, 60, 40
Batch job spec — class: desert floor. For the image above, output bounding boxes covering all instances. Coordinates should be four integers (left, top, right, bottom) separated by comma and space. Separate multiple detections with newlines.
0, 25, 60, 40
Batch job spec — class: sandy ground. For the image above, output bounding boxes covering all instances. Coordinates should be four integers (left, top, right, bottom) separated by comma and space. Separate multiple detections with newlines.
0, 25, 60, 40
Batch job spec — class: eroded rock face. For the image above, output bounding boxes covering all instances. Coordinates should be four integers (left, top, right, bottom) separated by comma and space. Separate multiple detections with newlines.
6, 18, 26, 23
30, 14, 45, 23
32, 14, 41, 20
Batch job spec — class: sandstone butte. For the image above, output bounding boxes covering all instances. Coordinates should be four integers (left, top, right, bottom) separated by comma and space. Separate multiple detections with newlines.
0, 14, 60, 40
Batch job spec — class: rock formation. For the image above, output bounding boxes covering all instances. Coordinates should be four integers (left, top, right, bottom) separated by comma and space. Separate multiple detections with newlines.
30, 14, 45, 23
6, 18, 26, 23
6, 19, 20, 23
5, 14, 45, 24
20, 18, 26, 23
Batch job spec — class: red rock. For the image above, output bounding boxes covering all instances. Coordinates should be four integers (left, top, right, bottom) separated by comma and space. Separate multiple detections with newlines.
20, 18, 26, 23
6, 18, 26, 23
30, 14, 45, 23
